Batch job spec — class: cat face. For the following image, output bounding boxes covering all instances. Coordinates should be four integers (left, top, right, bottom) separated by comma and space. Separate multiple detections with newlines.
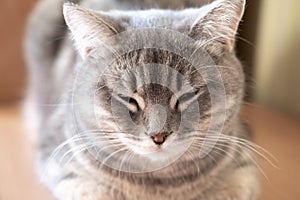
64, 0, 246, 171
95, 52, 209, 155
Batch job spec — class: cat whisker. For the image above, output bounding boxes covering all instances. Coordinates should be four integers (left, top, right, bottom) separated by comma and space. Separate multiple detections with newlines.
201, 134, 279, 167
219, 136, 278, 163
190, 141, 241, 167
97, 146, 129, 170
185, 149, 201, 175
119, 150, 134, 174
185, 130, 279, 166
58, 144, 91, 166
44, 133, 127, 169
235, 36, 256, 49
180, 131, 279, 176
41, 143, 91, 180
192, 140, 269, 180
200, 136, 278, 169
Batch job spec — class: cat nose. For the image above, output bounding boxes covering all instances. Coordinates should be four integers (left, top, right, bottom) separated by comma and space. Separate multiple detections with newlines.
150, 132, 172, 145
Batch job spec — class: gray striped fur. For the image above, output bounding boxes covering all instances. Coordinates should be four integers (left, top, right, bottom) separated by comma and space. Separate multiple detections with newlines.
25, 0, 259, 199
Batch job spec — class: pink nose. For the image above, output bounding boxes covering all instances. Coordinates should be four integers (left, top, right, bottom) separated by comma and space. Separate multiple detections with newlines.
150, 132, 172, 145
152, 134, 165, 144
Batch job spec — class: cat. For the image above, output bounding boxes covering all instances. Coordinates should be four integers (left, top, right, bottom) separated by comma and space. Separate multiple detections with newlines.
25, 0, 260, 199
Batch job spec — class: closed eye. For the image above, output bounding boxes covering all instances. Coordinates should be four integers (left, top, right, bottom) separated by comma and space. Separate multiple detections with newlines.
116, 93, 144, 113
129, 97, 139, 109
172, 89, 202, 111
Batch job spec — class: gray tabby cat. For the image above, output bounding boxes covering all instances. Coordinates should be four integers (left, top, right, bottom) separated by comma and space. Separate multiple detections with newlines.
25, 0, 260, 199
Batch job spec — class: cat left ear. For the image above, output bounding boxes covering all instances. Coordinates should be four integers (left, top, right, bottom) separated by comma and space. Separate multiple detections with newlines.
63, 3, 120, 59
189, 0, 246, 54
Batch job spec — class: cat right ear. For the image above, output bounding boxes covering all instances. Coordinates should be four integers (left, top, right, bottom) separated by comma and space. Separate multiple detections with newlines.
63, 4, 120, 59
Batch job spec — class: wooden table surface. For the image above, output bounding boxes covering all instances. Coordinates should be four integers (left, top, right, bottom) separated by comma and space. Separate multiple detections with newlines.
0, 104, 299, 200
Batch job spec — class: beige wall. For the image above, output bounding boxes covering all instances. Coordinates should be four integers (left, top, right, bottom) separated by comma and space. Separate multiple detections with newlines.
0, 0, 36, 102
255, 0, 300, 118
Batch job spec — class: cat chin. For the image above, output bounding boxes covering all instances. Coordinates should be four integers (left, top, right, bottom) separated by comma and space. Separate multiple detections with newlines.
130, 143, 166, 155
129, 147, 174, 163
130, 144, 185, 163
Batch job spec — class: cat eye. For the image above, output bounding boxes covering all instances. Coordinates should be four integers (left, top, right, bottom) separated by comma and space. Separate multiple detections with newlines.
128, 97, 140, 111
116, 93, 145, 113
171, 90, 201, 111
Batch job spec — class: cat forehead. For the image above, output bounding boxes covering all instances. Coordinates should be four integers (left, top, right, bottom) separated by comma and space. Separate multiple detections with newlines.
108, 8, 202, 17
97, 8, 205, 28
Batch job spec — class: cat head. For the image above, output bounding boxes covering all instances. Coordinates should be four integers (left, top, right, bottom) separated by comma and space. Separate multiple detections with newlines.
63, 0, 246, 172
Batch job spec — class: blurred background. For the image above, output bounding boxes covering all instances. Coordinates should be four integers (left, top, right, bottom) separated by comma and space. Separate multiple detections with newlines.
0, 0, 299, 117
0, 0, 299, 200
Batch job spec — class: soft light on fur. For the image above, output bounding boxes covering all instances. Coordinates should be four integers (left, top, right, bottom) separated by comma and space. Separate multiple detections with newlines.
25, 0, 260, 199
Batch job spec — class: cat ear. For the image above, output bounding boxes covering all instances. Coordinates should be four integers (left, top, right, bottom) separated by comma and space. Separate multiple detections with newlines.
189, 0, 245, 54
63, 4, 120, 59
